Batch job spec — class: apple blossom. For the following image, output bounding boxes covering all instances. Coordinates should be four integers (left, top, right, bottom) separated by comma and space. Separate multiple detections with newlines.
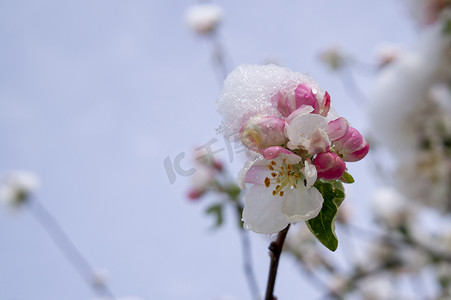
185, 4, 223, 35
217, 64, 368, 242
369, 21, 451, 210
240, 153, 323, 234
0, 171, 39, 208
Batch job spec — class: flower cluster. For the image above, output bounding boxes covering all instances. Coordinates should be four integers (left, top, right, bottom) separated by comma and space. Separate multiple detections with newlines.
217, 64, 368, 234
369, 16, 451, 210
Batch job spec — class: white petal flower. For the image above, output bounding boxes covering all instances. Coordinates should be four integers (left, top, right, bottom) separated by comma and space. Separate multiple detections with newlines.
241, 153, 323, 234
0, 171, 39, 207
185, 4, 223, 34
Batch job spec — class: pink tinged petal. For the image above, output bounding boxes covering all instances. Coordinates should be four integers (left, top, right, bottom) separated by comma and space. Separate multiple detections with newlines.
346, 140, 369, 162
276, 90, 296, 118
242, 185, 289, 234
314, 152, 346, 180
238, 153, 302, 189
285, 112, 328, 150
261, 146, 300, 161
277, 84, 320, 117
326, 117, 349, 141
244, 165, 270, 185
285, 105, 314, 124
334, 127, 370, 162
238, 157, 269, 189
303, 160, 317, 188
240, 116, 287, 152
320, 91, 331, 117
280, 185, 324, 222
294, 84, 320, 113
308, 129, 330, 154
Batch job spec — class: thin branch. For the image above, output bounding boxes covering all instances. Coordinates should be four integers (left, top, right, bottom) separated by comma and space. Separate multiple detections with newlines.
265, 225, 290, 300
27, 197, 117, 299
348, 224, 451, 263
235, 204, 260, 300
338, 65, 368, 109
296, 263, 344, 300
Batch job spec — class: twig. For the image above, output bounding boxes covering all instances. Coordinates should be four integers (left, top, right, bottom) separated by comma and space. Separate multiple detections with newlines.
235, 204, 260, 300
27, 197, 117, 299
338, 65, 368, 109
348, 224, 451, 263
265, 225, 290, 300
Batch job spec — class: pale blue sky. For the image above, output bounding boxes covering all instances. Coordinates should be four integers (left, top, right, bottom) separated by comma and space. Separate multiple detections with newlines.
0, 1, 414, 299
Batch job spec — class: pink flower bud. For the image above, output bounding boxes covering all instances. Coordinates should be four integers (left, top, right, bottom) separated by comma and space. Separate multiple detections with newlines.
326, 117, 349, 141
276, 83, 320, 117
320, 91, 331, 117
313, 152, 346, 180
187, 189, 205, 201
240, 115, 287, 152
333, 127, 369, 162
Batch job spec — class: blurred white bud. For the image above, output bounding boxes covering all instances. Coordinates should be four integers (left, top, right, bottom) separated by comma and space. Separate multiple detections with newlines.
91, 268, 111, 288
375, 43, 403, 67
404, 0, 450, 26
372, 187, 416, 230
319, 46, 346, 70
0, 171, 39, 208
284, 224, 325, 269
358, 277, 398, 300
185, 4, 223, 35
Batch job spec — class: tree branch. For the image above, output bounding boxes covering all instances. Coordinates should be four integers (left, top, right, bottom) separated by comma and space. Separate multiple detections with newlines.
265, 225, 290, 300
28, 197, 117, 299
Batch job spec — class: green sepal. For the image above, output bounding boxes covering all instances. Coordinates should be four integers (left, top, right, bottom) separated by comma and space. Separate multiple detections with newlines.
205, 203, 224, 228
339, 171, 354, 184
306, 181, 345, 251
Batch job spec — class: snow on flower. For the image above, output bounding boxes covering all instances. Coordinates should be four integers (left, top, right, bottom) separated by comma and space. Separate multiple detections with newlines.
0, 171, 39, 208
217, 64, 369, 234
185, 3, 223, 35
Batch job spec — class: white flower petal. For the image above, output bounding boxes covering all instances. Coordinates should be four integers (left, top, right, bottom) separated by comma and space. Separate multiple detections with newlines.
303, 161, 317, 188
286, 113, 328, 150
242, 185, 289, 234
281, 186, 324, 222
237, 156, 267, 190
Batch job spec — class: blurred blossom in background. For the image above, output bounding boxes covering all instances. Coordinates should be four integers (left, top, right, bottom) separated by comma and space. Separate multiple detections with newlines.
1, 0, 451, 299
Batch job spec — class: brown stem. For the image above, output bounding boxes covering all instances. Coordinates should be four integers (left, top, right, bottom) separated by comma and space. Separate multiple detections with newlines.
265, 225, 290, 300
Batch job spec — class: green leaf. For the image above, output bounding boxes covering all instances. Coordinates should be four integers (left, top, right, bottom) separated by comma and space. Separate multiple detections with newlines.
306, 181, 345, 251
339, 171, 354, 184
205, 203, 224, 228
443, 18, 451, 35
226, 184, 242, 201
